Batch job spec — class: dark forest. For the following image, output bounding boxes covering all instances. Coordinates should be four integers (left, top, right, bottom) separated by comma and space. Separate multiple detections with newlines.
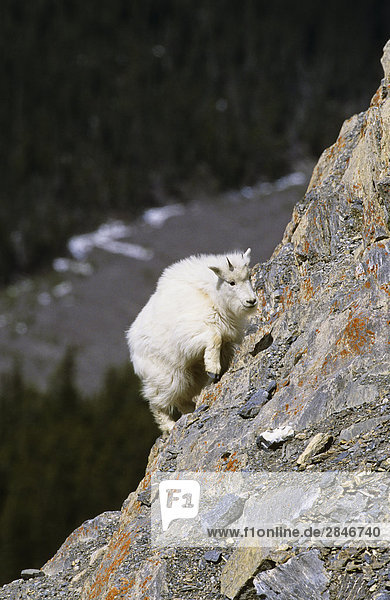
1, 0, 389, 283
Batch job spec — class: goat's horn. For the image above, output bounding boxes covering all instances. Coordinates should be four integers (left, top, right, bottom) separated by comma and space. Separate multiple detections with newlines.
226, 257, 234, 271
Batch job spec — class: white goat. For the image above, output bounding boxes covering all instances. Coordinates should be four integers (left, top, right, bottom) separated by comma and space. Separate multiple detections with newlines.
126, 249, 257, 433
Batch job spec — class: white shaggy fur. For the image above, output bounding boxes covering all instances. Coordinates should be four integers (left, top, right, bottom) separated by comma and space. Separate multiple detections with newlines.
126, 249, 257, 433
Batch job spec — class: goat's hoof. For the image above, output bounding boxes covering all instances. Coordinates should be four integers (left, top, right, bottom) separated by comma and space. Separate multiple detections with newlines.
207, 372, 221, 383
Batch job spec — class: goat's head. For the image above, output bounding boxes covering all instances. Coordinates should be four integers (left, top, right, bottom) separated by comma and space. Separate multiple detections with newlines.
209, 248, 258, 312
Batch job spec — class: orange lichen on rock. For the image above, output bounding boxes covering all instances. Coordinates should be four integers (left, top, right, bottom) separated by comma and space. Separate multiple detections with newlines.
216, 451, 241, 472
380, 284, 390, 296
366, 258, 379, 277
105, 578, 136, 600
370, 86, 382, 107
257, 288, 267, 308
336, 314, 375, 357
271, 396, 306, 424
201, 382, 222, 406
140, 472, 152, 491
322, 312, 375, 377
301, 277, 315, 301
88, 527, 140, 600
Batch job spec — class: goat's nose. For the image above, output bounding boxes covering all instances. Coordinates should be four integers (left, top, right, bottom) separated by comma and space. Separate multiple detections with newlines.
247, 298, 257, 306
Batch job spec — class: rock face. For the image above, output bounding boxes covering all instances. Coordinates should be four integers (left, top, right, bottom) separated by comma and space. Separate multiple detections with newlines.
2, 40, 390, 600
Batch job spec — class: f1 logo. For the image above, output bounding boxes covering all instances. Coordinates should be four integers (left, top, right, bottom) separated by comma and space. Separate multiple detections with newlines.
159, 480, 200, 531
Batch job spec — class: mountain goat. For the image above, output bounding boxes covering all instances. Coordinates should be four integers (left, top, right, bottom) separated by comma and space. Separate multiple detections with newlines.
126, 249, 257, 434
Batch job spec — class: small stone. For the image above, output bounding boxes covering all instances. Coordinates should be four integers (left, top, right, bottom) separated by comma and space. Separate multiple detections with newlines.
266, 380, 277, 396
362, 552, 372, 564
89, 545, 107, 566
220, 548, 265, 599
331, 451, 349, 463
201, 494, 246, 529
345, 561, 362, 572
195, 404, 209, 413
21, 569, 44, 580
256, 425, 295, 450
286, 333, 298, 344
239, 391, 269, 418
165, 448, 179, 459
137, 490, 151, 507
377, 176, 390, 201
297, 433, 333, 466
250, 332, 274, 356
203, 550, 222, 563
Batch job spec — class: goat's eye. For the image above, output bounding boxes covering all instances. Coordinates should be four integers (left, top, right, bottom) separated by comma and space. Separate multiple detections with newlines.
229, 281, 236, 286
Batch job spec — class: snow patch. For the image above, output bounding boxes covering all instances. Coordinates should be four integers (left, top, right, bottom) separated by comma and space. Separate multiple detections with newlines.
274, 171, 307, 191
95, 239, 153, 260
241, 171, 306, 199
53, 282, 73, 298
37, 292, 52, 306
68, 221, 153, 261
53, 258, 93, 276
142, 204, 185, 228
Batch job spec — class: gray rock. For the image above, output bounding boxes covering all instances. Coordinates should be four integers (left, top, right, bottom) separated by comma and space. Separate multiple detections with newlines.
201, 493, 246, 529
377, 176, 390, 201
266, 379, 277, 396
20, 569, 44, 580
256, 425, 295, 449
339, 416, 389, 441
250, 332, 274, 356
202, 550, 222, 563
253, 550, 329, 599
42, 510, 121, 579
239, 390, 269, 418
137, 489, 151, 507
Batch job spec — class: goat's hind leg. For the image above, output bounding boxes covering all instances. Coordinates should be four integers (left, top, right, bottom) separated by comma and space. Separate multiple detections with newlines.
144, 369, 186, 435
138, 356, 178, 435
143, 363, 197, 435
151, 394, 194, 435
150, 404, 176, 435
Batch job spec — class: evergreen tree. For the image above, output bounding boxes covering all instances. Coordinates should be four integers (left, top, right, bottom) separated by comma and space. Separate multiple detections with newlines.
0, 352, 158, 585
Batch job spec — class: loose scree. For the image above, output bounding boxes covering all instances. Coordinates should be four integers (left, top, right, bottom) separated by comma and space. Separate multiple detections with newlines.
127, 249, 257, 433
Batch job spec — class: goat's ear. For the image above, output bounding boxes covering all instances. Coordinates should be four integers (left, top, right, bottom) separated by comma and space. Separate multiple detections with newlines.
243, 248, 251, 264
209, 266, 222, 278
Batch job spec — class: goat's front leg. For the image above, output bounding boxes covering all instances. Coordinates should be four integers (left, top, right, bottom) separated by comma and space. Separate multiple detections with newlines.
204, 332, 222, 383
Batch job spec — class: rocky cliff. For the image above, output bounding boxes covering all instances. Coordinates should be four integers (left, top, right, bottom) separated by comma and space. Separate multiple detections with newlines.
2, 41, 390, 600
